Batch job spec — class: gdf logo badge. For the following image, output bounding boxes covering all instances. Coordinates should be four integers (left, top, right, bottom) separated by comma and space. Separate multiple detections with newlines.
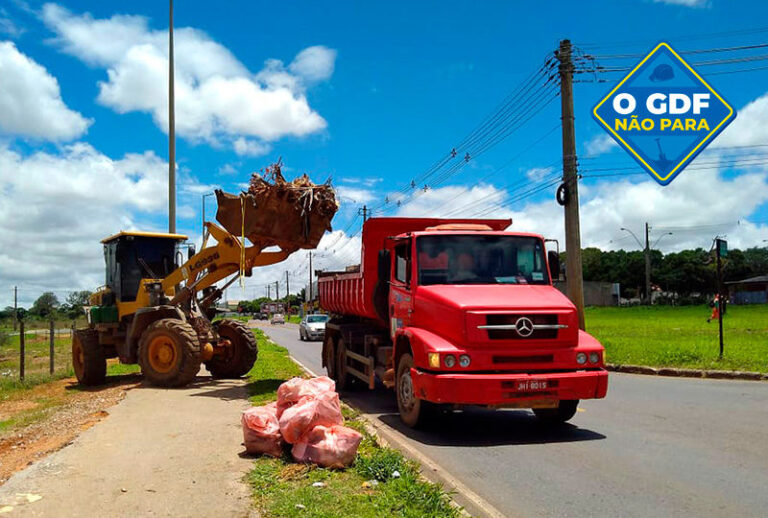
593, 42, 736, 186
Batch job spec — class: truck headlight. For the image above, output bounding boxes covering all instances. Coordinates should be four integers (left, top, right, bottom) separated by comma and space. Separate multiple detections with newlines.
444, 355, 456, 368
459, 354, 471, 368
428, 353, 440, 368
589, 352, 600, 364
576, 352, 587, 365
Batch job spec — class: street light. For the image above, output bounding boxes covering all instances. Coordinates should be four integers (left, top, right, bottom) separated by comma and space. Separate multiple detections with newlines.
652, 232, 673, 249
620, 227, 644, 249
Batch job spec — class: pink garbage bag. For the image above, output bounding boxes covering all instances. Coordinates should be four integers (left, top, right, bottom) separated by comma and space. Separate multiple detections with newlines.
292, 425, 363, 468
279, 391, 343, 444
276, 376, 336, 418
242, 402, 283, 457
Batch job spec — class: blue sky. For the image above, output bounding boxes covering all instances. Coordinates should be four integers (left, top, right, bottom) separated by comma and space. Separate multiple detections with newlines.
2, 0, 768, 306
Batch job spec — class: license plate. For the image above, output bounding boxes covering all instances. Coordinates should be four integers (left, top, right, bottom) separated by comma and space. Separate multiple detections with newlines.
516, 379, 548, 391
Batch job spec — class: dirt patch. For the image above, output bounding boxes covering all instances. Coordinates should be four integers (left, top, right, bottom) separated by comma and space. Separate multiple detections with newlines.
0, 375, 141, 485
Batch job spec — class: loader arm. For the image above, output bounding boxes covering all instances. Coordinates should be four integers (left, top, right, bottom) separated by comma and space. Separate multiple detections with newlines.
161, 221, 290, 296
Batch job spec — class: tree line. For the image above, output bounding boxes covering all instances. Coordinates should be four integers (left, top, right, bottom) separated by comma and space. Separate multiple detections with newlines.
570, 245, 768, 302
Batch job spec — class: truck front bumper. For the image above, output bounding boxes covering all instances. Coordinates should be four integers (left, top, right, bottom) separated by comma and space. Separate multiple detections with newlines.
410, 368, 608, 405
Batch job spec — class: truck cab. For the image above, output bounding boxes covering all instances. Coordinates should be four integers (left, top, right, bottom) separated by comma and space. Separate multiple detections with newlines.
318, 218, 608, 428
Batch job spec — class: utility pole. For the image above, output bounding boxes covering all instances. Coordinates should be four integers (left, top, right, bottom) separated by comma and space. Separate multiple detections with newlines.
644, 222, 651, 305
268, 284, 271, 299
168, 0, 176, 233
308, 252, 313, 301
285, 270, 290, 300
13, 286, 17, 331
557, 39, 585, 330
275, 280, 279, 301
715, 238, 727, 359
358, 205, 368, 222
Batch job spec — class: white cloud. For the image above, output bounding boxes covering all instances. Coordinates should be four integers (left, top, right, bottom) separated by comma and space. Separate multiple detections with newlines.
0, 41, 91, 140
712, 91, 768, 148
0, 143, 179, 306
41, 4, 333, 153
525, 167, 554, 181
218, 163, 238, 176
390, 167, 768, 254
288, 46, 337, 82
584, 133, 618, 156
335, 185, 376, 204
340, 177, 383, 187
233, 137, 271, 157
0, 10, 25, 38
653, 0, 707, 6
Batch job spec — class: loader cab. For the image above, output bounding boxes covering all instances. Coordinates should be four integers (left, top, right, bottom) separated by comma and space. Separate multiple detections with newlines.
101, 231, 188, 303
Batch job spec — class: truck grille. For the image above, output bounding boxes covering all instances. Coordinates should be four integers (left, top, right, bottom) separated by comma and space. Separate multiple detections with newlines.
482, 314, 560, 340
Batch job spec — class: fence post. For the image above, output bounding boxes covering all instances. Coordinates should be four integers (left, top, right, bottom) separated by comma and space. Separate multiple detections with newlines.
19, 320, 25, 381
50, 319, 55, 375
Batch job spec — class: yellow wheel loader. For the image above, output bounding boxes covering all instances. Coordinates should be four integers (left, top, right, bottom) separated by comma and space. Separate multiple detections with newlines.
74, 222, 293, 387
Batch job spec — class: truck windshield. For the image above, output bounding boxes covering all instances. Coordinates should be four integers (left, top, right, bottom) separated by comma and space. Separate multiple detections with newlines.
417, 235, 549, 286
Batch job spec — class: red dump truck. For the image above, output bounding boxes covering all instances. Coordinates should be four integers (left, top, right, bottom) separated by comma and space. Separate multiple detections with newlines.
318, 217, 608, 427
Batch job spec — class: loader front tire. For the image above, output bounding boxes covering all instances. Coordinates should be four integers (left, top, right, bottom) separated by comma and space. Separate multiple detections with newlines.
138, 319, 201, 387
206, 319, 258, 378
72, 329, 106, 386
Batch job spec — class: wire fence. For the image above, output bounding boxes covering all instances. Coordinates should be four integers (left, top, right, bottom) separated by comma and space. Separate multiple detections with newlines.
0, 320, 77, 381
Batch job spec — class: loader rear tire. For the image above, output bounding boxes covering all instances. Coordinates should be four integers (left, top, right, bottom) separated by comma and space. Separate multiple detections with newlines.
138, 319, 201, 387
72, 329, 106, 386
206, 319, 258, 378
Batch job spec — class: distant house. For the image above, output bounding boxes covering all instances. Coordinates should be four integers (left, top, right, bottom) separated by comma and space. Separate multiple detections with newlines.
726, 275, 768, 304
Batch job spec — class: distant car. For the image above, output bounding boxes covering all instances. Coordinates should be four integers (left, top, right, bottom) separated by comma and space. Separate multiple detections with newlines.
256, 312, 269, 320
270, 313, 285, 325
299, 314, 329, 341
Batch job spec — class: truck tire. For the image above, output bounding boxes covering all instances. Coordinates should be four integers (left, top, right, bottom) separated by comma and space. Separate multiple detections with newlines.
138, 319, 201, 387
206, 319, 259, 378
533, 400, 579, 425
323, 334, 336, 380
72, 329, 106, 386
396, 353, 435, 428
335, 337, 356, 391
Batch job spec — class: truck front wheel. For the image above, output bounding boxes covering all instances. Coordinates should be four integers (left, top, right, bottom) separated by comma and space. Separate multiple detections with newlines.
323, 335, 336, 379
533, 400, 579, 425
396, 353, 435, 428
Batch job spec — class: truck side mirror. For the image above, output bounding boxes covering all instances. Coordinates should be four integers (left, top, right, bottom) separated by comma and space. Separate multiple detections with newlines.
547, 250, 561, 281
378, 249, 391, 282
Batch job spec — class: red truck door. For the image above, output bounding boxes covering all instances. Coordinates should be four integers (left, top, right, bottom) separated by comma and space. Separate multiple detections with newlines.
389, 240, 413, 339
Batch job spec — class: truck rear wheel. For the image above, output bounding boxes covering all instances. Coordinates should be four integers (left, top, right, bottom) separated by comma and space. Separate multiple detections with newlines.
323, 335, 336, 379
335, 337, 355, 391
138, 319, 201, 387
396, 353, 435, 428
72, 329, 106, 386
206, 319, 258, 378
533, 400, 579, 425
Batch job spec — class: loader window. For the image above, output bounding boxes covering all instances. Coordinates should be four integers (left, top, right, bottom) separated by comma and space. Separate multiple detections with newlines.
417, 235, 549, 286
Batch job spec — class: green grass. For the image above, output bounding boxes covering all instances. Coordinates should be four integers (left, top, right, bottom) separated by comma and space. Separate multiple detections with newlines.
586, 304, 768, 372
244, 329, 460, 518
287, 315, 301, 324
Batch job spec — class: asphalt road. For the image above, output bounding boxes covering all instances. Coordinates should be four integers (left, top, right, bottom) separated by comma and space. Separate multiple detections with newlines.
254, 321, 768, 518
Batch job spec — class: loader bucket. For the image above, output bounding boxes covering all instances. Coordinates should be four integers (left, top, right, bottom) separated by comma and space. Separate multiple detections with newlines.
215, 176, 338, 252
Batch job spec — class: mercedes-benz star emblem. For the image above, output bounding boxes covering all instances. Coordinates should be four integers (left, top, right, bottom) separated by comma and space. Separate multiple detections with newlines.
514, 317, 534, 337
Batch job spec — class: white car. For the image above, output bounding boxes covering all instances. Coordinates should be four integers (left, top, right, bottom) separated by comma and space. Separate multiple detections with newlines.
271, 313, 285, 325
299, 314, 329, 341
